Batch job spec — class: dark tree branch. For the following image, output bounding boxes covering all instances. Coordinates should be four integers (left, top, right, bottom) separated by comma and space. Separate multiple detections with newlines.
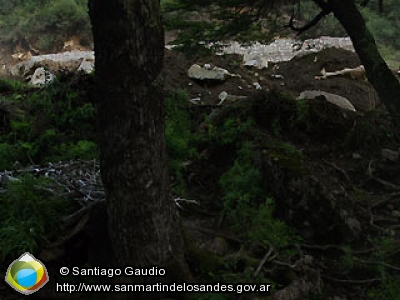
312, 0, 332, 11
360, 0, 371, 7
285, 7, 331, 35
379, 0, 383, 12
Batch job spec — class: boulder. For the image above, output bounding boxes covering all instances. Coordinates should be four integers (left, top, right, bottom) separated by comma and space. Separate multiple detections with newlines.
188, 64, 231, 81
10, 51, 95, 77
297, 90, 356, 112
253, 82, 262, 90
10, 60, 36, 77
78, 60, 95, 74
243, 53, 269, 69
28, 67, 55, 86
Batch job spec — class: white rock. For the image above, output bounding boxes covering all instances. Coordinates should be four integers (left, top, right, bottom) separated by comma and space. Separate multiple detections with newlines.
297, 90, 356, 112
271, 74, 285, 80
78, 59, 94, 74
253, 82, 262, 90
10, 51, 95, 77
218, 91, 228, 105
188, 64, 230, 81
221, 37, 354, 66
244, 59, 257, 67
292, 43, 302, 51
29, 67, 55, 86
243, 54, 269, 69
10, 60, 36, 77
189, 97, 201, 104
165, 45, 178, 50
203, 63, 212, 70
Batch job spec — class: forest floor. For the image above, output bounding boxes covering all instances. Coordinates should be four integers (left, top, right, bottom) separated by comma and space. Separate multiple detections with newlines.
163, 47, 379, 111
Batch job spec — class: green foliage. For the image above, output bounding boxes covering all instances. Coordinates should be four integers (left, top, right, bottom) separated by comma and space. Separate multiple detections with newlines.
220, 142, 263, 226
165, 90, 198, 195
36, 35, 56, 51
295, 0, 347, 38
294, 0, 400, 67
339, 250, 355, 274
206, 118, 254, 146
0, 0, 91, 50
247, 198, 298, 250
44, 140, 98, 162
251, 90, 300, 138
162, 0, 279, 55
360, 0, 400, 68
364, 237, 400, 299
296, 98, 310, 122
220, 142, 297, 250
0, 175, 69, 261
164, 0, 399, 67
368, 279, 400, 300
0, 75, 98, 169
0, 79, 29, 93
0, 143, 18, 170
266, 140, 304, 176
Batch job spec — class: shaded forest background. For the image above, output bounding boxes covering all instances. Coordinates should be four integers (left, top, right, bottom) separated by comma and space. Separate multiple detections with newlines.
1, 1, 400, 300
0, 0, 399, 67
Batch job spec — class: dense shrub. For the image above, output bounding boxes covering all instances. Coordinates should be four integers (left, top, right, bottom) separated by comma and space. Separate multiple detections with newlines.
0, 175, 70, 261
0, 75, 98, 170
165, 90, 198, 195
0, 0, 91, 51
220, 142, 298, 250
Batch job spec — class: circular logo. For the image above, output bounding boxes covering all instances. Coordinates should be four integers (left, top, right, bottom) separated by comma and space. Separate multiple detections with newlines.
5, 252, 49, 295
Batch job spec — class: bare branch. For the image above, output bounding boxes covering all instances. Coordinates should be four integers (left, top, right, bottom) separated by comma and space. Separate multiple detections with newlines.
354, 257, 400, 272
301, 244, 375, 255
253, 245, 275, 277
379, 0, 383, 12
322, 274, 381, 284
285, 6, 331, 35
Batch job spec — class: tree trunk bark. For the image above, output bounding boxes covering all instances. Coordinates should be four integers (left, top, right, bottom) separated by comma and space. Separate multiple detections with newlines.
324, 0, 400, 123
88, 0, 190, 297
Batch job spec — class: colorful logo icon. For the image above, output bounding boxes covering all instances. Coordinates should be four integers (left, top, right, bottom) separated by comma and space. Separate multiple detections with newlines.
5, 252, 49, 295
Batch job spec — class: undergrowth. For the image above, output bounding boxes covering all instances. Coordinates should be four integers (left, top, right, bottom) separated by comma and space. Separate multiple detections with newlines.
0, 75, 98, 170
165, 90, 198, 196
0, 175, 70, 262
219, 141, 298, 251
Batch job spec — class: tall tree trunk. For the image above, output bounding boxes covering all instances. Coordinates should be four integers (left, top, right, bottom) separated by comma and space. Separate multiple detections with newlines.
88, 0, 189, 296
325, 0, 400, 123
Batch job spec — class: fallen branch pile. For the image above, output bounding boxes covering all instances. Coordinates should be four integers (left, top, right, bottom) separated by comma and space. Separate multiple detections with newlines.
0, 159, 104, 203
